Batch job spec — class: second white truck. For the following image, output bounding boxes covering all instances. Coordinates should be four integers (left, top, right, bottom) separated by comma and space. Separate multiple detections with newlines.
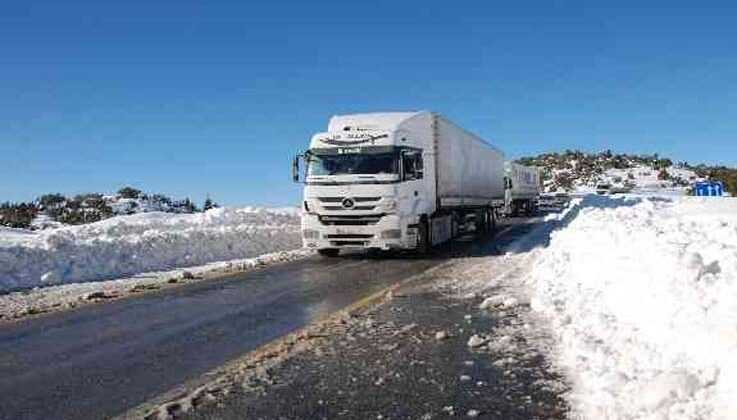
293, 111, 506, 256
504, 162, 541, 215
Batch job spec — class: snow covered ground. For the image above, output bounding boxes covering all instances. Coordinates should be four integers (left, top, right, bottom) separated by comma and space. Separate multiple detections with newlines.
0, 248, 313, 321
0, 207, 302, 293
529, 195, 737, 419
438, 193, 737, 420
573, 164, 699, 195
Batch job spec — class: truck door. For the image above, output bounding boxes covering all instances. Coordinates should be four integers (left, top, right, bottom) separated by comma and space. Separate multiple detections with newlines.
400, 150, 425, 215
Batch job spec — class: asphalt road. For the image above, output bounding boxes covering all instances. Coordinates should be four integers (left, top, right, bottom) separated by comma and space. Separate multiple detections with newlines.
187, 285, 567, 420
0, 217, 541, 420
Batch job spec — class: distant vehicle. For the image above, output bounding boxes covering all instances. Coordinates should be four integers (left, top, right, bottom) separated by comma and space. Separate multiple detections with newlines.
554, 192, 571, 206
504, 162, 541, 215
596, 183, 612, 195
693, 181, 724, 196
293, 111, 506, 256
539, 193, 557, 208
609, 185, 631, 194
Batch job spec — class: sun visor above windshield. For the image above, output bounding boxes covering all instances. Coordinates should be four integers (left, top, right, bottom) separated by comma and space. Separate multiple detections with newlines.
309, 130, 395, 149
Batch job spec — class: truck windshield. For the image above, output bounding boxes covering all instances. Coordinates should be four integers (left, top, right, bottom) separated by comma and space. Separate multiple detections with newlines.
308, 153, 399, 176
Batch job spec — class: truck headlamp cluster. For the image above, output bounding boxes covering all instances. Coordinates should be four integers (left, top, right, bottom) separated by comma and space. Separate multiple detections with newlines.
302, 229, 320, 239
380, 229, 402, 239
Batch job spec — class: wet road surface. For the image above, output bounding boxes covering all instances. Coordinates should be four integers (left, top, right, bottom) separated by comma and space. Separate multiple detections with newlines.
0, 217, 542, 420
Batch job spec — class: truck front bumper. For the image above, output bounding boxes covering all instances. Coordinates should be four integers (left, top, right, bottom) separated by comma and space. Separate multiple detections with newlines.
301, 213, 417, 251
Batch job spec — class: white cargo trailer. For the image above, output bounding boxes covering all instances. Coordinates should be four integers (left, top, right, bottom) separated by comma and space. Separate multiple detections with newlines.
504, 162, 541, 215
293, 111, 506, 256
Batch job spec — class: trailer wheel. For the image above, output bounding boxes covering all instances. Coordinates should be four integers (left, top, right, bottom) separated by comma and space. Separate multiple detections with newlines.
417, 218, 431, 254
480, 210, 492, 233
317, 249, 340, 258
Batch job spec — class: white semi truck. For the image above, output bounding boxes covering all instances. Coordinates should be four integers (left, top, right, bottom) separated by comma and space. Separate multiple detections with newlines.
504, 162, 541, 215
293, 111, 506, 256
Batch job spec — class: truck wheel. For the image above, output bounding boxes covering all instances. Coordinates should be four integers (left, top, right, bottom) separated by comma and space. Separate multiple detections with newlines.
417, 218, 431, 254
490, 209, 497, 230
478, 211, 490, 233
317, 249, 340, 257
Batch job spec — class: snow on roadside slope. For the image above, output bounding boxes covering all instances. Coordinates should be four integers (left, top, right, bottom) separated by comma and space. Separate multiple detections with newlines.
529, 195, 737, 420
0, 207, 301, 292
0, 248, 313, 321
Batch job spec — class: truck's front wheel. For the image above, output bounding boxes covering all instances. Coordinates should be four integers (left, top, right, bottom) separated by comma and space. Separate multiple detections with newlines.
317, 249, 340, 258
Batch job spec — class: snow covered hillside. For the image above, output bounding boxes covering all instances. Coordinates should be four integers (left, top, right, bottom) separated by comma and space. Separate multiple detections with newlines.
0, 207, 301, 292
1, 187, 212, 230
529, 195, 737, 419
517, 151, 703, 194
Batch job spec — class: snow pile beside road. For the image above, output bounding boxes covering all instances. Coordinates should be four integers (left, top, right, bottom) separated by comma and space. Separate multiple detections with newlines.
0, 207, 301, 292
529, 196, 737, 419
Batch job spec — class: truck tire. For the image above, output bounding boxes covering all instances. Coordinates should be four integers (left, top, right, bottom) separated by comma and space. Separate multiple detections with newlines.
417, 218, 431, 254
317, 248, 340, 257
476, 210, 487, 233
478, 210, 491, 233
490, 209, 497, 230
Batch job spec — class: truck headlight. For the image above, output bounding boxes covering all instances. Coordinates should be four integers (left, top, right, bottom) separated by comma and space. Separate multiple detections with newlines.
302, 229, 320, 239
380, 229, 402, 239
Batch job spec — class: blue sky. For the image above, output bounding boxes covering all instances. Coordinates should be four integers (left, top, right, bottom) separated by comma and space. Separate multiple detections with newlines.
2, 1, 736, 206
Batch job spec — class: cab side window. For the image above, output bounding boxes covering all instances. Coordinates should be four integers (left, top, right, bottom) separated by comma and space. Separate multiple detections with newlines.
402, 152, 423, 180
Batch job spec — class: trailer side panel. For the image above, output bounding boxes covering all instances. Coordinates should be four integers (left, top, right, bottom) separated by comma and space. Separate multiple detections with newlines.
435, 115, 505, 208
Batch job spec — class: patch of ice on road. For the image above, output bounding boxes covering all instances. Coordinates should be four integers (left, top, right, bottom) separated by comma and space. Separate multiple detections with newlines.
529, 195, 737, 420
466, 408, 480, 417
467, 334, 487, 348
40, 270, 62, 285
479, 294, 519, 310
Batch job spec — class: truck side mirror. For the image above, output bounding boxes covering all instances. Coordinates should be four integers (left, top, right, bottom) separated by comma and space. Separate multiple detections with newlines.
292, 155, 301, 183
504, 177, 512, 189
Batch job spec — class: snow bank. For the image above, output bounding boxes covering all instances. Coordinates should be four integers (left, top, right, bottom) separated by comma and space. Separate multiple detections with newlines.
529, 195, 737, 419
0, 207, 301, 292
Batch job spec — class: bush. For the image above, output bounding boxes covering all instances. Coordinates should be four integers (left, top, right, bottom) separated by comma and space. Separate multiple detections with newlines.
118, 186, 142, 199
0, 202, 38, 229
203, 198, 219, 211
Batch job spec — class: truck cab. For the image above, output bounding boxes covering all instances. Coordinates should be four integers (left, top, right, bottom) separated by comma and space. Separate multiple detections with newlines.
294, 112, 436, 255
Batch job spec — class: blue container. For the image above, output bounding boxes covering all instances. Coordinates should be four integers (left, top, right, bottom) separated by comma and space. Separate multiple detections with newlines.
694, 181, 724, 196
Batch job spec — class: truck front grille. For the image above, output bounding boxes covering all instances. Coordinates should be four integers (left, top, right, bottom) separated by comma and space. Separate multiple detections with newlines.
317, 196, 380, 203
318, 215, 383, 226
316, 196, 382, 212
322, 205, 375, 211
329, 240, 368, 247
325, 234, 374, 239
